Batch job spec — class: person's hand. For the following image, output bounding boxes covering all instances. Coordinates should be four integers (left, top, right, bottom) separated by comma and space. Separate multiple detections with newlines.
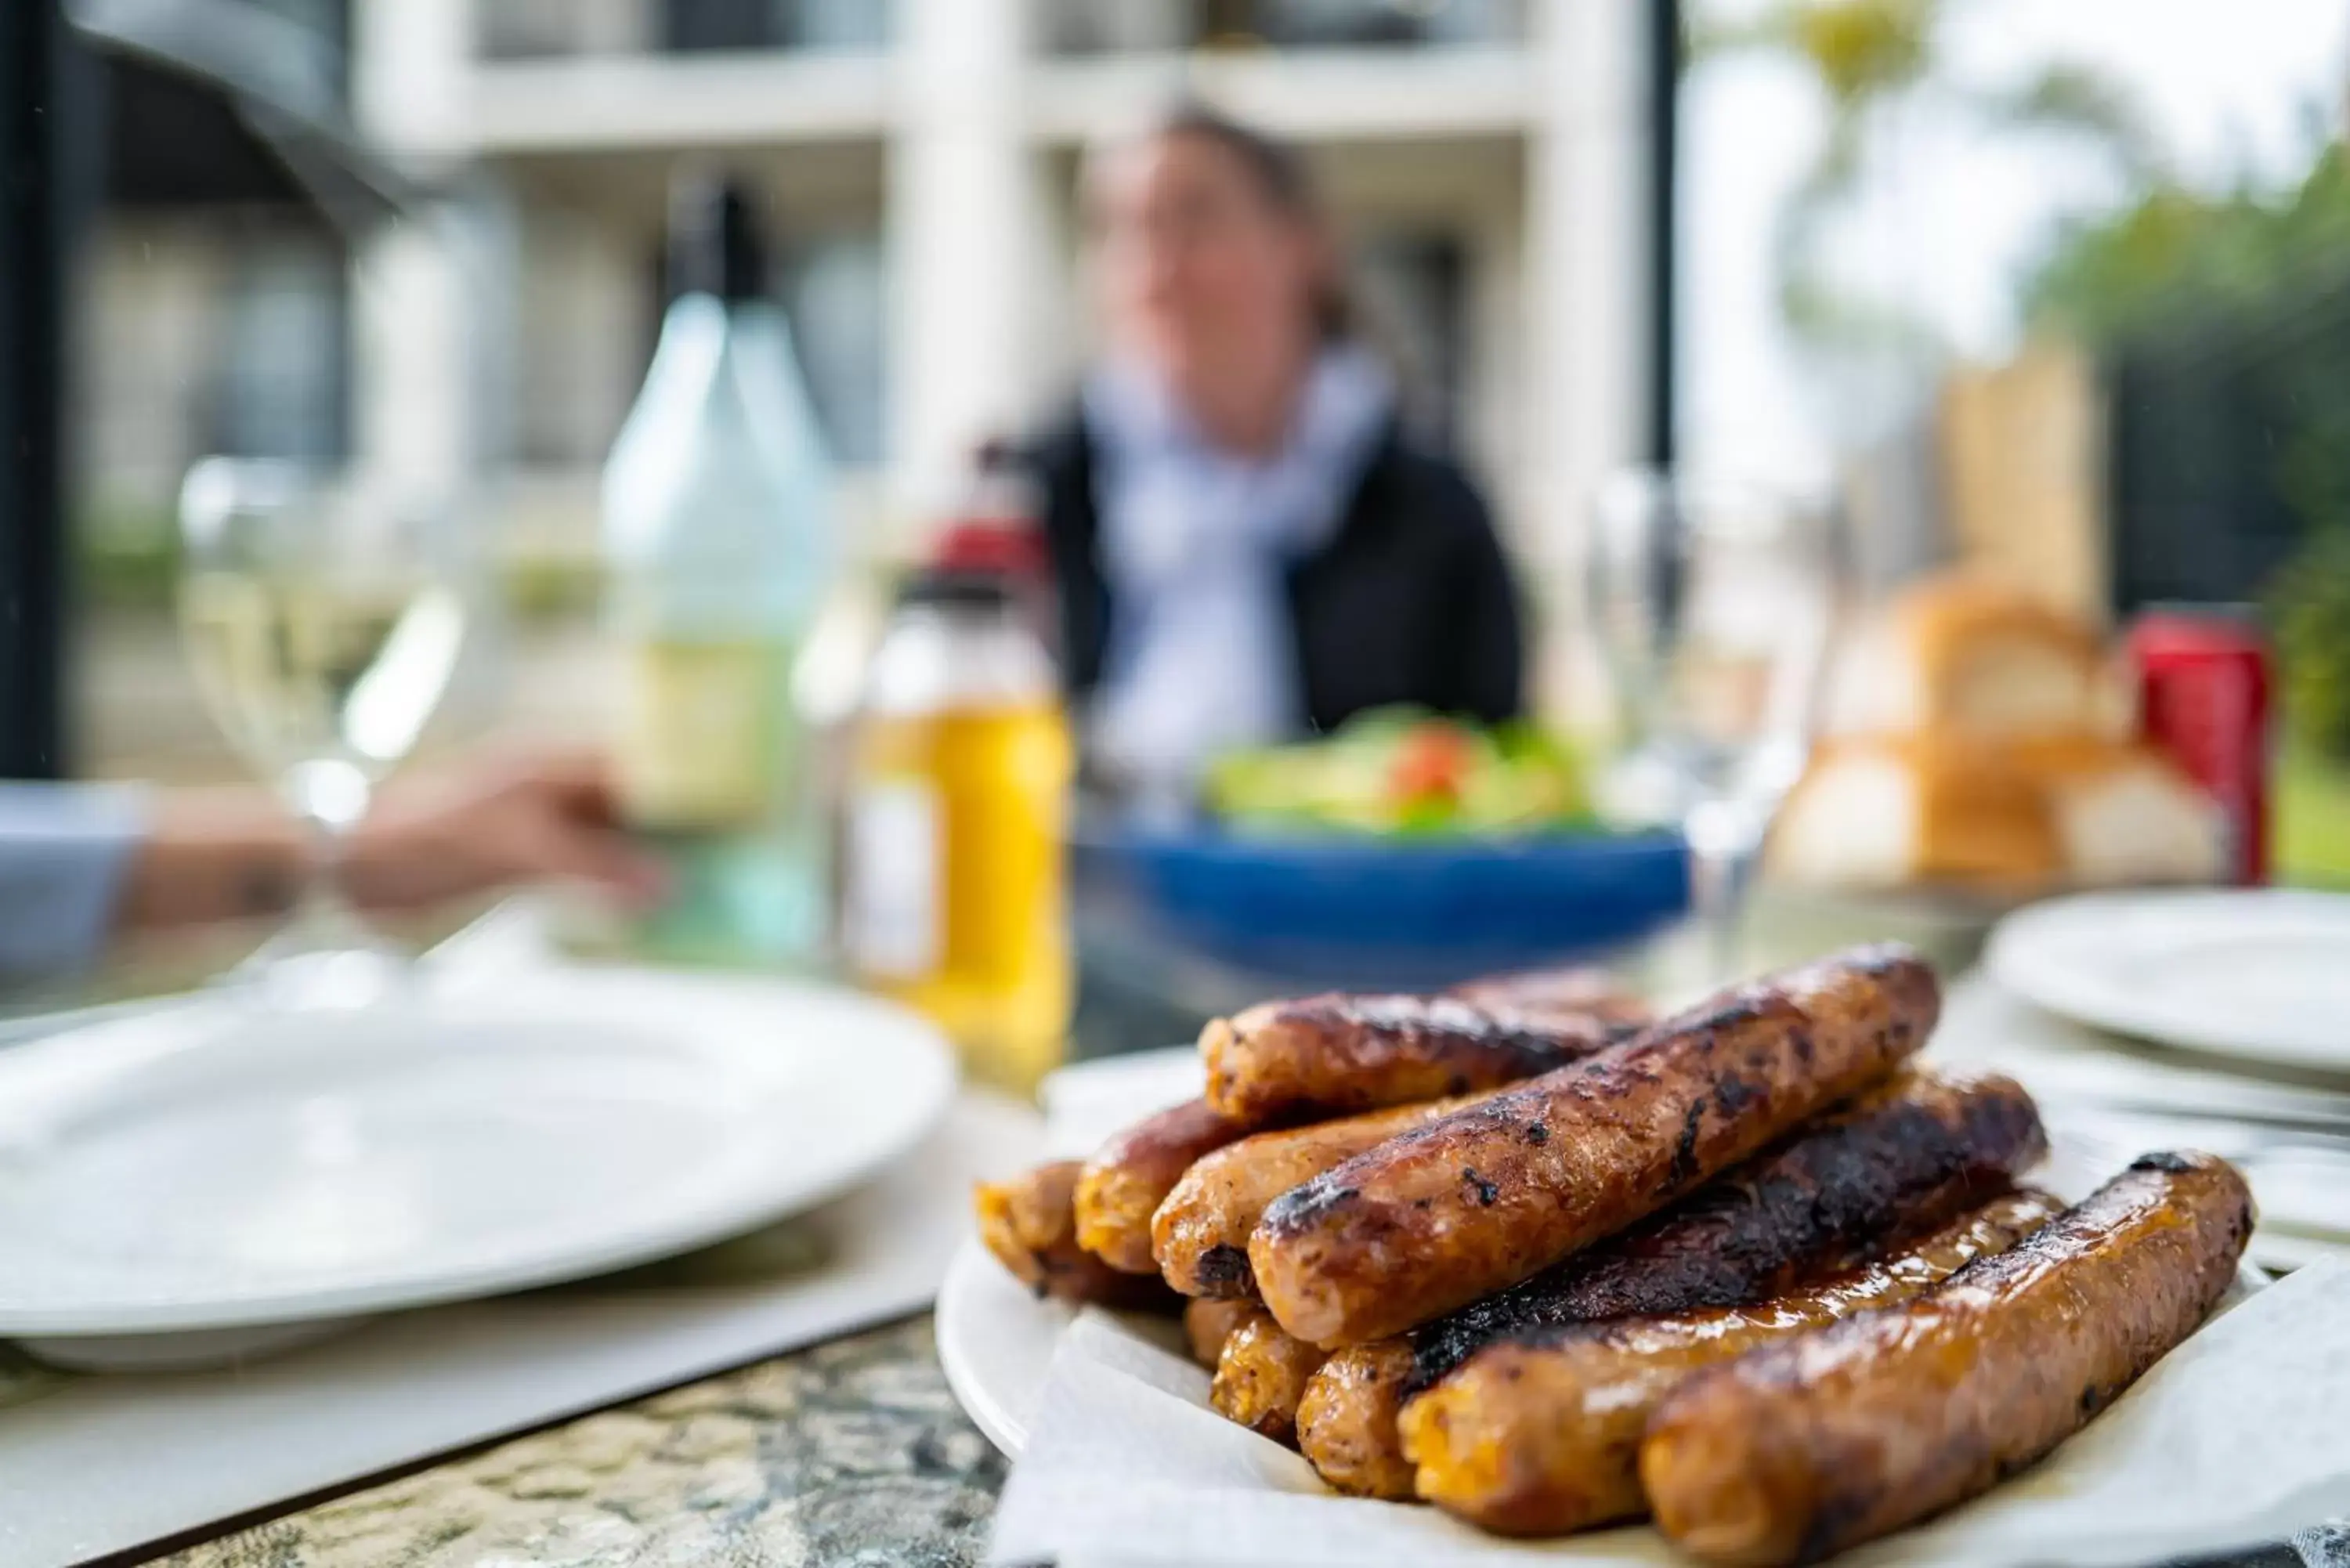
343, 750, 667, 913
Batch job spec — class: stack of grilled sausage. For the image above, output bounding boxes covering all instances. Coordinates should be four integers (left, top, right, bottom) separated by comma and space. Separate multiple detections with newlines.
971, 945, 2254, 1566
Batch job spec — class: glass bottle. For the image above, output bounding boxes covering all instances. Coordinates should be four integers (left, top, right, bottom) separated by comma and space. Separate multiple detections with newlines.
846, 565, 1073, 1091
602, 175, 837, 963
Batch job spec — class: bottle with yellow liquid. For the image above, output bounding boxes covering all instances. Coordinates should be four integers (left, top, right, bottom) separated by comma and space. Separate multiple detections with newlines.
846, 567, 1073, 1093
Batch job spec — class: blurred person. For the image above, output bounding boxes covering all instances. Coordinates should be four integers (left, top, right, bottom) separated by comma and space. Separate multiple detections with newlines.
0, 750, 663, 982
1032, 103, 1526, 795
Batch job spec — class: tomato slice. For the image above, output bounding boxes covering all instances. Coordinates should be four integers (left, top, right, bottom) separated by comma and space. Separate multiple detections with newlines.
1389, 722, 1474, 807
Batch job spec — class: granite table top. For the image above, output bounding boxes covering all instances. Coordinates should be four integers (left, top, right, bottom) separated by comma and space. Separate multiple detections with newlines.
154, 1315, 1005, 1568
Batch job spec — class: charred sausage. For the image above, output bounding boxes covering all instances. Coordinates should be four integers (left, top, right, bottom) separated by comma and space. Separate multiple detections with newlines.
1209, 1309, 1330, 1445
1643, 1151, 2254, 1568
974, 1162, 1179, 1308
1401, 1066, 2042, 1386
1074, 1099, 1260, 1274
1201, 987, 1646, 1124
1402, 1188, 2066, 1534
1153, 1089, 1504, 1298
1251, 945, 1941, 1346
1293, 1066, 2042, 1497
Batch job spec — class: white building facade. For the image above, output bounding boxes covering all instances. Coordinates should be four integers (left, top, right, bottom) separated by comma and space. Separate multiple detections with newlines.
71, 0, 1659, 768
351, 0, 1659, 588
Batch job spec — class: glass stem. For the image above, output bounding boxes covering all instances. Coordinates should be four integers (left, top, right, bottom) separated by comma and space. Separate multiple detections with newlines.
1685, 800, 1762, 986
283, 757, 374, 948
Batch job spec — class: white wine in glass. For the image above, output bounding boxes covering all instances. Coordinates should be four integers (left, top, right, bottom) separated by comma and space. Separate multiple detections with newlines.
180, 574, 465, 777
178, 460, 468, 1004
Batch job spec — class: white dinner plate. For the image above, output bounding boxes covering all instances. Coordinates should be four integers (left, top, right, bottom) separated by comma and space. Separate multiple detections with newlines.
937, 1149, 2272, 1461
1988, 890, 2350, 1075
0, 965, 954, 1337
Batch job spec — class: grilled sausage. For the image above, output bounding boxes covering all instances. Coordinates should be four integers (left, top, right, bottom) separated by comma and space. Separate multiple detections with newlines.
1643, 1151, 2254, 1568
1403, 1188, 2066, 1535
1083, 973, 1640, 1276
974, 1162, 1178, 1308
1401, 1067, 2041, 1387
1075, 1099, 1260, 1274
1076, 974, 1640, 1275
1295, 1339, 1423, 1498
1154, 1089, 1506, 1298
1293, 1066, 2044, 1498
1210, 1309, 1330, 1445
1201, 985, 1647, 1124
1252, 945, 1941, 1346
1184, 1297, 1263, 1368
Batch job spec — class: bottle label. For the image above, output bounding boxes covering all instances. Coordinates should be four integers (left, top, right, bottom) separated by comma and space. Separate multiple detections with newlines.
847, 779, 942, 980
613, 639, 787, 831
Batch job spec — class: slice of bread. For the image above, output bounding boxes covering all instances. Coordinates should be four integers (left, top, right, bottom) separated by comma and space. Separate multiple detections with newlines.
2008, 736, 2229, 887
1769, 736, 2059, 893
1769, 734, 2224, 893
1826, 577, 2111, 740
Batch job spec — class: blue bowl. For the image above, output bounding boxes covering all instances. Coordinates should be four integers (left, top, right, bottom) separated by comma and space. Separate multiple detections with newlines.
1079, 826, 1690, 990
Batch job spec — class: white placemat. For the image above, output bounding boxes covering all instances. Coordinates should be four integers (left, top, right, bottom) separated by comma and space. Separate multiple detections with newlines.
0, 1089, 1039, 1567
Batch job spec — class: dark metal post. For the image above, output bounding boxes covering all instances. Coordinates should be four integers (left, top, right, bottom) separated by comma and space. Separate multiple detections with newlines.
0, 0, 81, 779
1647, 0, 1682, 470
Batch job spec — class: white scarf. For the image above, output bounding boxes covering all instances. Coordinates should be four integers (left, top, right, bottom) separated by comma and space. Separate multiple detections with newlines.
1085, 344, 1395, 797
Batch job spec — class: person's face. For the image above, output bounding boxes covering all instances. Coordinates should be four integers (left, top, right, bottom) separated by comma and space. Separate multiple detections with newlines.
1086, 132, 1325, 399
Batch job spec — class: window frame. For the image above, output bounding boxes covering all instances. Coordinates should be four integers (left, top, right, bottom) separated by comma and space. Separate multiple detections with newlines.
0, 0, 80, 779
1649, 0, 1681, 469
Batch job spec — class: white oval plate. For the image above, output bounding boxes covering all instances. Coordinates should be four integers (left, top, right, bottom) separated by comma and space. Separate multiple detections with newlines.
0, 966, 954, 1337
935, 1237, 1079, 1457
937, 1146, 2273, 1461
1988, 890, 2350, 1074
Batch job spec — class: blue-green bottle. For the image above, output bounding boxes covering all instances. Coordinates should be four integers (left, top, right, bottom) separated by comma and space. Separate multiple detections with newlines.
602, 175, 837, 964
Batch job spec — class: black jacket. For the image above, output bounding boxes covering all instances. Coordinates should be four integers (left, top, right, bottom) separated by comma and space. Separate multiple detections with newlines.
1028, 412, 1526, 735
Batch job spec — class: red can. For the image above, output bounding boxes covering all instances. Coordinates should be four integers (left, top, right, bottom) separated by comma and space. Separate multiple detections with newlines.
2126, 608, 2273, 885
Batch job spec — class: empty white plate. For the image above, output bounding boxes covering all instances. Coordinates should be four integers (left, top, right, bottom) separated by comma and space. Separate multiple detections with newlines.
0, 966, 954, 1337
1987, 889, 2350, 1075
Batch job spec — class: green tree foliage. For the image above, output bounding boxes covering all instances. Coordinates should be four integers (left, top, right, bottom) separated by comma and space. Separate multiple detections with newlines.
2026, 147, 2350, 345
1697, 0, 2153, 356
2275, 530, 2350, 761
2028, 150, 2350, 757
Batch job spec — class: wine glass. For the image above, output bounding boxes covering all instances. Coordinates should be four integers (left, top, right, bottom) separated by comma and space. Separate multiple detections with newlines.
1586, 471, 1841, 985
178, 459, 469, 1005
